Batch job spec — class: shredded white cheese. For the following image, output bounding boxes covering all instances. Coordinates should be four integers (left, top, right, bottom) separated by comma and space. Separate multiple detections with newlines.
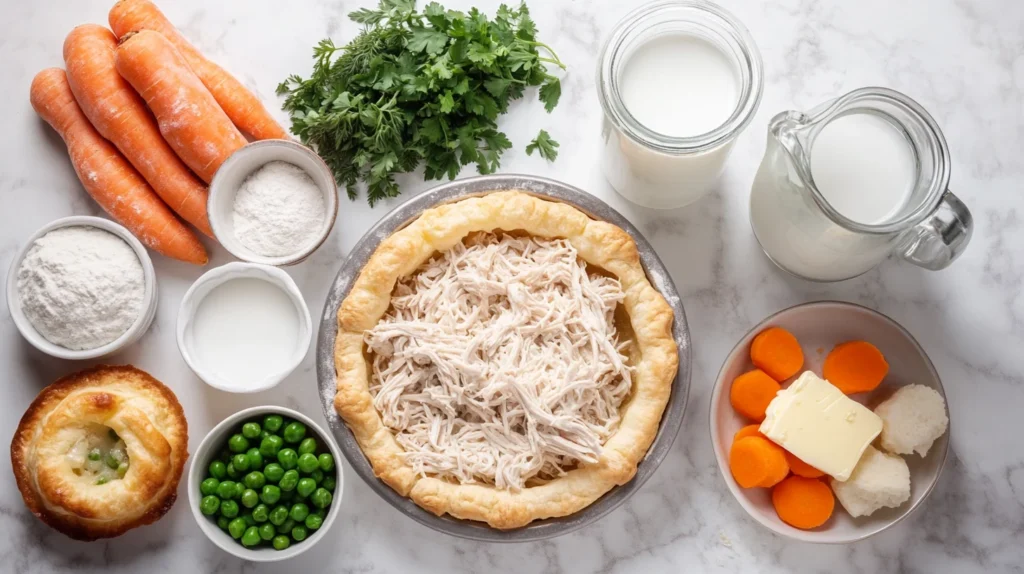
366, 233, 633, 491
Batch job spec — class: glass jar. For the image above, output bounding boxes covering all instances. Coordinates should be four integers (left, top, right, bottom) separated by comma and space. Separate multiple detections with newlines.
597, 0, 763, 209
749, 87, 973, 282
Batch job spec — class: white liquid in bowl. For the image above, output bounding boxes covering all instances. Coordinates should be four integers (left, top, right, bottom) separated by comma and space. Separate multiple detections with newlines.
191, 278, 300, 387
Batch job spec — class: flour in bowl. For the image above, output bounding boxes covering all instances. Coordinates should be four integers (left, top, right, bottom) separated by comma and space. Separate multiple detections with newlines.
232, 161, 326, 257
17, 226, 145, 350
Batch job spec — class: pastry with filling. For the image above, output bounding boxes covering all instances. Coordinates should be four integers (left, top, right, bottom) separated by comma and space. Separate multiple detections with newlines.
334, 191, 677, 528
11, 365, 188, 540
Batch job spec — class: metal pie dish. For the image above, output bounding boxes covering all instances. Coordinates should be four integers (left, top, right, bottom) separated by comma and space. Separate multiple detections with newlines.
316, 174, 691, 541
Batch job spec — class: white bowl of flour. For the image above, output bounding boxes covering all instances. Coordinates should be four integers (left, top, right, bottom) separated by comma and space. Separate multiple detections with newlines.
208, 140, 338, 266
6, 216, 157, 360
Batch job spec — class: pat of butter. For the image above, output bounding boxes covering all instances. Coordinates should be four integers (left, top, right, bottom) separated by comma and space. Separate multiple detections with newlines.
759, 371, 882, 482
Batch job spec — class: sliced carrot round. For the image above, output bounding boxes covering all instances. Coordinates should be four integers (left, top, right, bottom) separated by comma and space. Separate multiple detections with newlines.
772, 476, 834, 529
733, 424, 766, 442
730, 369, 781, 422
729, 436, 790, 489
822, 341, 889, 394
783, 450, 824, 478
750, 327, 804, 381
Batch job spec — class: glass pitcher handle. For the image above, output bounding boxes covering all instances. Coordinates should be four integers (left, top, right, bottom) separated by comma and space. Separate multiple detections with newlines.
896, 190, 973, 270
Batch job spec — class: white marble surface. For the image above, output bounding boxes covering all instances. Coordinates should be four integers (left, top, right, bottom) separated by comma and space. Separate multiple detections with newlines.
1, 0, 1022, 572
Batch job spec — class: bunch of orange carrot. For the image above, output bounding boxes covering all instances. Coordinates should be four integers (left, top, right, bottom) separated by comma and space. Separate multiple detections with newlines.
30, 0, 287, 265
728, 327, 889, 530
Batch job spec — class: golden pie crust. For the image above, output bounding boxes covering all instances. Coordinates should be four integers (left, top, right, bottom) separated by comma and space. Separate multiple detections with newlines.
333, 191, 677, 529
10, 365, 188, 540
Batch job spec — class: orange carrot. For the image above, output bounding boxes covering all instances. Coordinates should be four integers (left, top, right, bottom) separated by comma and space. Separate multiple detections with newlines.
108, 0, 287, 141
63, 24, 213, 237
783, 451, 825, 478
771, 476, 834, 529
115, 30, 246, 183
30, 68, 208, 265
823, 341, 889, 394
750, 326, 804, 381
734, 424, 766, 442
729, 436, 790, 489
730, 369, 781, 422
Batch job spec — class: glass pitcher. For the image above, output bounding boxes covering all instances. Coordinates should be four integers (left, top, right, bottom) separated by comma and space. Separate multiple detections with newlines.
749, 87, 973, 282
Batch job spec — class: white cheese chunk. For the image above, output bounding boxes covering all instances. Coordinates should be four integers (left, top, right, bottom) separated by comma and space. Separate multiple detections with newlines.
759, 371, 882, 481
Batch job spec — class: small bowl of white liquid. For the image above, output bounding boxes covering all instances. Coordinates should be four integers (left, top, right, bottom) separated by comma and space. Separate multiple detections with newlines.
597, 0, 763, 209
177, 262, 312, 393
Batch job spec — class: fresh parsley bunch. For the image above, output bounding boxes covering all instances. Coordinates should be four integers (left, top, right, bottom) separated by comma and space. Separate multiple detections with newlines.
278, 0, 564, 206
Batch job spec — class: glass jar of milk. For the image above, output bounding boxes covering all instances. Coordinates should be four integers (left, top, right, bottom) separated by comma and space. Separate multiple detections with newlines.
598, 0, 763, 209
749, 87, 973, 282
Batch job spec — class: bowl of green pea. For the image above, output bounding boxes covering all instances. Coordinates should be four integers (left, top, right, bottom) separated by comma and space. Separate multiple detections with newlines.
188, 406, 342, 561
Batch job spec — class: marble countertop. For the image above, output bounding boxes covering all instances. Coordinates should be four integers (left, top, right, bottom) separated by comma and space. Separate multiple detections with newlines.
2, 0, 1022, 572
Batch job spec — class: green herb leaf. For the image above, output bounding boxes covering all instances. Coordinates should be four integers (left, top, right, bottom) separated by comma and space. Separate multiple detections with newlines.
526, 129, 559, 161
280, 0, 564, 206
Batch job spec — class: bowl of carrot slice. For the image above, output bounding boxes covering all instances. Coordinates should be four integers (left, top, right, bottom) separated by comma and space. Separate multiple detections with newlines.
710, 301, 949, 543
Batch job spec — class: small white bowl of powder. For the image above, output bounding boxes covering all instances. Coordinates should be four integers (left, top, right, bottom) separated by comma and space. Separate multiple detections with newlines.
208, 140, 339, 266
6, 216, 158, 360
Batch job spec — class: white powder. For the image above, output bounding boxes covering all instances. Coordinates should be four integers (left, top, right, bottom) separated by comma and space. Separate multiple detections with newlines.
232, 161, 326, 257
17, 226, 145, 350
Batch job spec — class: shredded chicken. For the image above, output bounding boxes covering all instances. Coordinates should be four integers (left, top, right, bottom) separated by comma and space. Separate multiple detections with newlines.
366, 233, 633, 491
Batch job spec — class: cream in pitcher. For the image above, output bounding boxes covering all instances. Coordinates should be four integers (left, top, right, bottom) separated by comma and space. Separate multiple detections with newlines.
749, 88, 973, 282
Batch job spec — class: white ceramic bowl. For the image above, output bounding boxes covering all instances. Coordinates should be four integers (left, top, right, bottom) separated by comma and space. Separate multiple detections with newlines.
6, 216, 158, 360
208, 140, 338, 266
188, 406, 344, 562
176, 262, 312, 393
710, 301, 949, 543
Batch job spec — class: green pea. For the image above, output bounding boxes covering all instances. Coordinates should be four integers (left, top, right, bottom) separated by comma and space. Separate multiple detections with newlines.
269, 505, 289, 526
259, 523, 276, 541
279, 470, 299, 492
263, 415, 284, 432
209, 461, 227, 479
291, 525, 308, 541
236, 482, 247, 498
228, 434, 249, 453
277, 448, 298, 470
242, 513, 257, 527
318, 453, 335, 472
289, 503, 309, 522
298, 438, 317, 455
304, 513, 323, 530
87, 448, 101, 461
116, 461, 129, 478
104, 453, 119, 470
309, 468, 324, 483
240, 489, 259, 508
261, 484, 281, 505
217, 516, 230, 530
228, 517, 247, 539
200, 477, 220, 496
200, 495, 220, 515
246, 448, 264, 469
260, 435, 284, 457
277, 518, 296, 535
272, 535, 290, 550
296, 453, 318, 474
243, 471, 266, 490
242, 422, 261, 439
259, 430, 271, 442
220, 499, 239, 518
252, 503, 270, 522
296, 478, 317, 497
241, 526, 261, 547
233, 455, 253, 474
215, 481, 237, 499
226, 462, 240, 480
310, 488, 332, 509
264, 463, 285, 483
282, 422, 306, 443
322, 474, 336, 492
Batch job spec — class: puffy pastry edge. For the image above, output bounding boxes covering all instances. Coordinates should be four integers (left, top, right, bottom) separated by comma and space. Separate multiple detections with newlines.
333, 191, 678, 529
10, 365, 189, 540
